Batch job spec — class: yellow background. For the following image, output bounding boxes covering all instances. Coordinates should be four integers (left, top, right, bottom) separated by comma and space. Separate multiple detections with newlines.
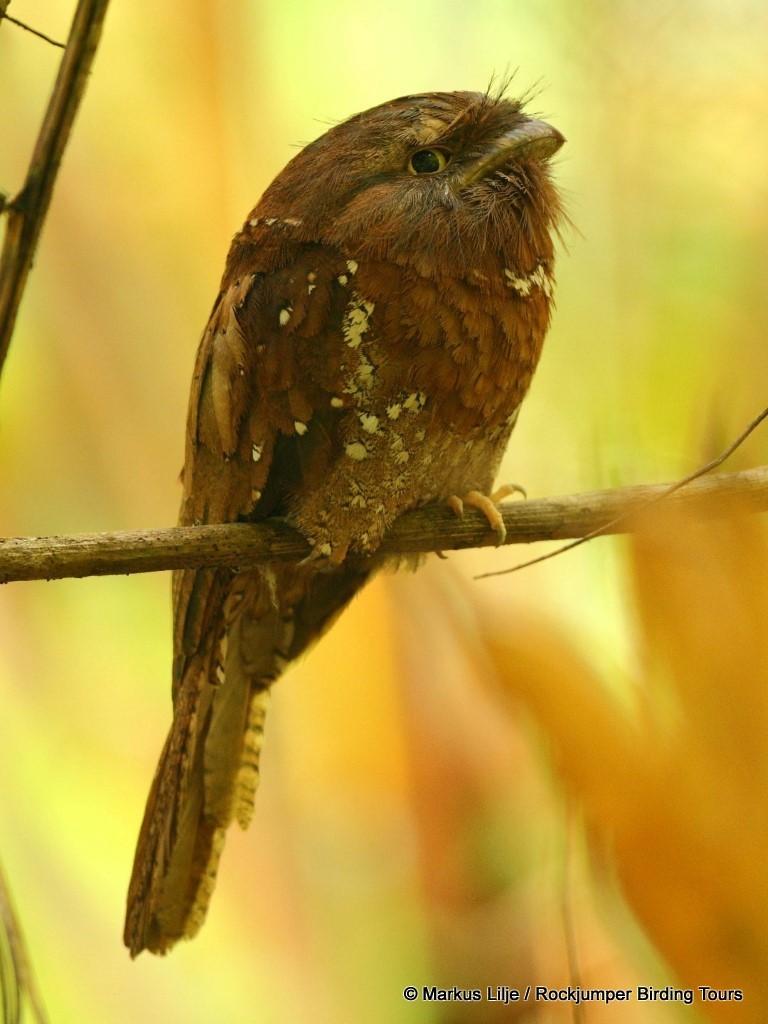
1, 2, 768, 1022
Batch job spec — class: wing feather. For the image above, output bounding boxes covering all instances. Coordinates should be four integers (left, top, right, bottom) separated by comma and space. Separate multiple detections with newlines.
125, 240, 372, 955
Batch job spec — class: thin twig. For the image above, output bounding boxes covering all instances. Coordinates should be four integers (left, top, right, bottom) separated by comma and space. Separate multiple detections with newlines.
0, 0, 111, 378
0, 466, 766, 585
477, 404, 768, 578
1, 13, 66, 48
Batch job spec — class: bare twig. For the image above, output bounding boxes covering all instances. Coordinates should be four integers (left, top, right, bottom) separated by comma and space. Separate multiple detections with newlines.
0, 0, 111, 378
0, 8, 109, 1020
478, 404, 768, 578
0, 466, 766, 585
1, 12, 66, 48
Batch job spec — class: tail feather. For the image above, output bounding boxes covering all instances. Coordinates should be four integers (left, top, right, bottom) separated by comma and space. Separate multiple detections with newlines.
234, 689, 271, 829
125, 561, 371, 955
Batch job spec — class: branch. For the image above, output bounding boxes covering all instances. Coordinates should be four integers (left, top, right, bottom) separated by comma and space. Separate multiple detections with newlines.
0, 0, 111, 377
1, 12, 66, 48
1, 466, 766, 585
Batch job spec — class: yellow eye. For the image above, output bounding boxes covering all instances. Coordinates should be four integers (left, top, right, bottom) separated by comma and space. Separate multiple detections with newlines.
408, 148, 451, 175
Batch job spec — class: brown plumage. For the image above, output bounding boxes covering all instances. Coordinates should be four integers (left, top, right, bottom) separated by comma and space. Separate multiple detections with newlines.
124, 87, 564, 955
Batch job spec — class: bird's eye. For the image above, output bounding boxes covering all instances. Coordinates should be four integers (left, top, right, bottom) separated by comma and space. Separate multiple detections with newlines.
408, 148, 451, 175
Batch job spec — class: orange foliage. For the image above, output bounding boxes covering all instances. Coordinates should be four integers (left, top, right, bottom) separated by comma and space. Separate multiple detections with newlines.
480, 508, 768, 1021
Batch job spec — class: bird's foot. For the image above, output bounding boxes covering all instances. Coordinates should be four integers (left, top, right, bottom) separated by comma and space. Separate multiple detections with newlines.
298, 537, 349, 570
447, 484, 526, 546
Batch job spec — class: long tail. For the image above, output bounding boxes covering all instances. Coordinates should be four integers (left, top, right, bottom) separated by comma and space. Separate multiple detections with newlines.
124, 562, 370, 956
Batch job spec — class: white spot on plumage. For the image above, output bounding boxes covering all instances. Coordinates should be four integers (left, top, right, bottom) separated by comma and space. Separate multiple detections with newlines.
307, 270, 317, 295
345, 441, 367, 461
318, 542, 332, 556
249, 217, 260, 227
346, 259, 358, 275
343, 295, 375, 349
294, 420, 308, 436
279, 304, 292, 326
504, 268, 532, 296
265, 217, 278, 226
337, 274, 349, 286
403, 391, 426, 412
532, 264, 554, 297
389, 432, 410, 463
330, 396, 344, 408
283, 217, 302, 227
356, 361, 374, 387
252, 443, 263, 462
386, 403, 402, 420
505, 264, 553, 298
342, 353, 376, 397
359, 412, 379, 433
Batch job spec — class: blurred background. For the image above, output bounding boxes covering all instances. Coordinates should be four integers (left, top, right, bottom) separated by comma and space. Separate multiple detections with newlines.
1, 1, 768, 1021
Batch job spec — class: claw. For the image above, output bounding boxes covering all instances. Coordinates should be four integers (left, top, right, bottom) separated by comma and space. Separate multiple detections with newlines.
298, 539, 349, 570
448, 489, 510, 546
491, 482, 527, 502
447, 495, 465, 518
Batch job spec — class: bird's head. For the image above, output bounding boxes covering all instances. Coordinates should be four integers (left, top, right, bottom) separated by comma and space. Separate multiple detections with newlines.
255, 88, 565, 271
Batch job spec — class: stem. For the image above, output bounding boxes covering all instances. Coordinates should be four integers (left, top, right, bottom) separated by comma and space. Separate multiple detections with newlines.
1, 466, 766, 584
0, 0, 111, 376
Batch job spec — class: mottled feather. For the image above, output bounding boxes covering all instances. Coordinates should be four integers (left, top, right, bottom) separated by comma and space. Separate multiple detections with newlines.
125, 87, 563, 955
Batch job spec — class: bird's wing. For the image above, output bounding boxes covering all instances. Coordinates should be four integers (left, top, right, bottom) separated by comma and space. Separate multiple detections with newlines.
124, 239, 372, 955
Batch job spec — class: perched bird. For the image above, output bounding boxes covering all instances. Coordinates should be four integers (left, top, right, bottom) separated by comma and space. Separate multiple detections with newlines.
125, 87, 564, 956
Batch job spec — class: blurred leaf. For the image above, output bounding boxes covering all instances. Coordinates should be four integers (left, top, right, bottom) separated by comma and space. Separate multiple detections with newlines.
0, 858, 48, 1024
622, 509, 768, 1014
480, 507, 768, 1020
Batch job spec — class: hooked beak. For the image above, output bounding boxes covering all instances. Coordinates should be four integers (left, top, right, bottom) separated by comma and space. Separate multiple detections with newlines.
460, 118, 565, 186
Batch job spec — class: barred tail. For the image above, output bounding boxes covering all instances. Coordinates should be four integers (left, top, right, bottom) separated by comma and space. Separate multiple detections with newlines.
125, 562, 371, 956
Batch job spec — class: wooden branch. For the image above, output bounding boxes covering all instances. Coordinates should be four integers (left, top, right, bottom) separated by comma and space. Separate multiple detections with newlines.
0, 0, 111, 376
1, 466, 766, 585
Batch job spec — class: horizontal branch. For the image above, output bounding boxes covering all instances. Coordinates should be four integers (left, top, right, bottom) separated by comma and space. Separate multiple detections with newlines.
1, 466, 766, 584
